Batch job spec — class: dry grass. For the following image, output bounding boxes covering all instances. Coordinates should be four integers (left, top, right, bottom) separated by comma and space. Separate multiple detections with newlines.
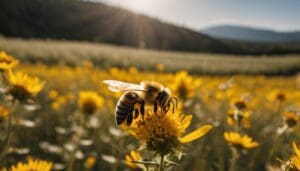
1, 37, 300, 75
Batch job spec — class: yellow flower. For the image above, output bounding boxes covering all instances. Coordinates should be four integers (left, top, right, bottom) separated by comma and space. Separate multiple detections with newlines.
48, 89, 58, 99
156, 63, 165, 72
84, 156, 96, 169
293, 142, 300, 158
224, 132, 259, 149
129, 108, 212, 154
9, 158, 52, 171
0, 105, 10, 122
231, 98, 247, 111
268, 89, 286, 102
282, 111, 299, 128
124, 150, 143, 169
275, 92, 286, 102
0, 51, 19, 71
290, 156, 300, 170
169, 71, 201, 100
51, 101, 61, 111
78, 91, 104, 115
7, 71, 45, 101
290, 142, 300, 170
227, 109, 251, 128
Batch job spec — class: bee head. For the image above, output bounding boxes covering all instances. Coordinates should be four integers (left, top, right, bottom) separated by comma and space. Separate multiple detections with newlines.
141, 81, 163, 92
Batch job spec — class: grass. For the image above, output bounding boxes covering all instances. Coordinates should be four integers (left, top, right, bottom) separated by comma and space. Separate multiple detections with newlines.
1, 37, 300, 75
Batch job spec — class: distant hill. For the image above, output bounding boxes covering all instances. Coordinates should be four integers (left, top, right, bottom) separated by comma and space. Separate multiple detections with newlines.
1, 0, 300, 54
0, 0, 231, 53
201, 25, 300, 43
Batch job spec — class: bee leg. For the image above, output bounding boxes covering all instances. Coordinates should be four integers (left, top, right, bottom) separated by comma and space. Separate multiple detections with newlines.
169, 97, 178, 113
140, 100, 145, 120
135, 99, 145, 120
126, 112, 133, 126
134, 108, 139, 119
154, 101, 158, 113
163, 103, 170, 113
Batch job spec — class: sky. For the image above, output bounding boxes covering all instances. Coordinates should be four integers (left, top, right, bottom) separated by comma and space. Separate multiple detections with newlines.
95, 0, 300, 32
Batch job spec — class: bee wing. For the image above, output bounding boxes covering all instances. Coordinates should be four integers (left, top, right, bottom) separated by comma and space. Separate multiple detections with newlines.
103, 80, 146, 92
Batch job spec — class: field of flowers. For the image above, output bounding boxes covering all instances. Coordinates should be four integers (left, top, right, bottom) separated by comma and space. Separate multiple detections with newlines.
0, 51, 300, 171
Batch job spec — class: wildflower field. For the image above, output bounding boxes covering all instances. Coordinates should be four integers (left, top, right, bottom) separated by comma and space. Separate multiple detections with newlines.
0, 41, 300, 171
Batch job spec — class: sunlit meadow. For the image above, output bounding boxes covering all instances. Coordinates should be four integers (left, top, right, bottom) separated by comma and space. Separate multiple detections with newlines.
0, 50, 299, 171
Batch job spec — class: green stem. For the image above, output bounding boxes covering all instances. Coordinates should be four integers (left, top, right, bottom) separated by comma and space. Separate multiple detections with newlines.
267, 132, 282, 164
229, 147, 239, 171
67, 150, 75, 171
0, 113, 13, 165
159, 154, 165, 171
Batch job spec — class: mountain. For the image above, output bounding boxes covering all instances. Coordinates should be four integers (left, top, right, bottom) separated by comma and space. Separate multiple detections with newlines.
1, 0, 300, 54
201, 25, 300, 43
0, 0, 231, 53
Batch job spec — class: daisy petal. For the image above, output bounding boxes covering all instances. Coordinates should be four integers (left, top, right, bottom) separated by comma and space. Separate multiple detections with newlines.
180, 125, 212, 143
293, 141, 300, 157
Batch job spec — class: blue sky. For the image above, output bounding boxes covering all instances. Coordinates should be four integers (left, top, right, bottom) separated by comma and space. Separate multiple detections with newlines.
97, 0, 300, 31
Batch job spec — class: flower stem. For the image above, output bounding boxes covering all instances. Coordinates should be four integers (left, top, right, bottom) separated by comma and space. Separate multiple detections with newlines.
229, 147, 239, 171
67, 150, 75, 171
0, 113, 13, 165
159, 154, 165, 171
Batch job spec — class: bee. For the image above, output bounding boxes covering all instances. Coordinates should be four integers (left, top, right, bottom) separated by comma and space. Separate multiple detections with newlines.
103, 80, 177, 126
140, 81, 177, 113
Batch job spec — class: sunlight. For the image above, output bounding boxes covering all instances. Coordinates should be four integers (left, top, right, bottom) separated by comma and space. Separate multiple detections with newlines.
117, 0, 154, 13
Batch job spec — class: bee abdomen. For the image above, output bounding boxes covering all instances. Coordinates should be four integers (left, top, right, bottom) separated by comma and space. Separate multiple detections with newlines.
115, 101, 131, 125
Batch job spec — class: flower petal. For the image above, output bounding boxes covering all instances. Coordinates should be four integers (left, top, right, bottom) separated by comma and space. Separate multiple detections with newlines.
293, 141, 300, 157
180, 125, 212, 143
181, 115, 193, 130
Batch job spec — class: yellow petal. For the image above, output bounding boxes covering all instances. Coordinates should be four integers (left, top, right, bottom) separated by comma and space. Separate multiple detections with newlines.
224, 132, 230, 141
293, 141, 300, 157
180, 125, 212, 143
125, 155, 136, 168
130, 151, 141, 161
181, 115, 193, 130
249, 142, 259, 148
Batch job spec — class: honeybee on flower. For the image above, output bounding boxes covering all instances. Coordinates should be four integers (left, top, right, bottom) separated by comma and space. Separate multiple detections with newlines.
103, 80, 178, 126
104, 79, 212, 170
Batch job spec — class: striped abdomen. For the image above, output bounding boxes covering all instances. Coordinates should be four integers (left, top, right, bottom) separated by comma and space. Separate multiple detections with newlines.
115, 92, 139, 125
